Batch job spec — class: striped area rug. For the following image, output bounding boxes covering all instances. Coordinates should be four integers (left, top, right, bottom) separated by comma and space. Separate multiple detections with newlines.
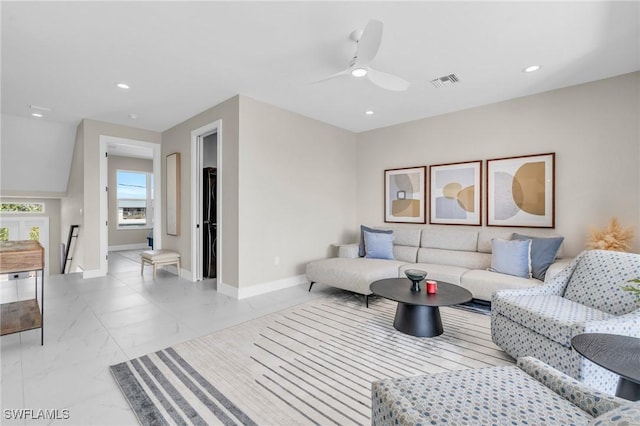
110, 292, 513, 425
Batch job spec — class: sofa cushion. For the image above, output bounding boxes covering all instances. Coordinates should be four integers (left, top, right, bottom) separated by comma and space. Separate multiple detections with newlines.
478, 230, 513, 253
492, 294, 613, 347
512, 233, 564, 281
359, 225, 392, 257
393, 245, 418, 263
420, 229, 478, 251
489, 238, 532, 278
306, 257, 409, 295
399, 263, 469, 286
364, 230, 395, 260
417, 248, 491, 270
461, 269, 541, 301
563, 250, 640, 316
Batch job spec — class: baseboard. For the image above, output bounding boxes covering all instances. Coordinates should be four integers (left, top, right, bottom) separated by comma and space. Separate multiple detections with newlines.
218, 274, 308, 299
109, 243, 150, 251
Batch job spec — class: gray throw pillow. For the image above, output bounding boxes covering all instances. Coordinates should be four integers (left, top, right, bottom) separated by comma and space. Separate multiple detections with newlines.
512, 233, 564, 280
489, 238, 532, 278
359, 225, 392, 257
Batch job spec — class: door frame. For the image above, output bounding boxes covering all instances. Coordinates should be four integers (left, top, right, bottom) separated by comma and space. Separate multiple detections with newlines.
191, 120, 222, 282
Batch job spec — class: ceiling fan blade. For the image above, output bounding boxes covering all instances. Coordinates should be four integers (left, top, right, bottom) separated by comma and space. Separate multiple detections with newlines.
366, 68, 410, 91
311, 67, 351, 84
356, 19, 383, 65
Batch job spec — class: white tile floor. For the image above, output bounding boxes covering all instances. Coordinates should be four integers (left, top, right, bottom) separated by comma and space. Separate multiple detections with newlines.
0, 250, 336, 425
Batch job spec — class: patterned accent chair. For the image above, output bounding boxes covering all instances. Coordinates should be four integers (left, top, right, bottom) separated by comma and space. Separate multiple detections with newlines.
491, 249, 640, 394
371, 357, 639, 425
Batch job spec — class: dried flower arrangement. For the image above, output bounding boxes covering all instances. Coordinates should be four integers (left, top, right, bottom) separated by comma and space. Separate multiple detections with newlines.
587, 217, 634, 252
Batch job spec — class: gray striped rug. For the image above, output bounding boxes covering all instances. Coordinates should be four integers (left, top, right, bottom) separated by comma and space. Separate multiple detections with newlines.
110, 292, 512, 425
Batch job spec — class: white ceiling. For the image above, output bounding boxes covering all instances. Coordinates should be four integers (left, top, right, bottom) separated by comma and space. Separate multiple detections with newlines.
1, 1, 639, 192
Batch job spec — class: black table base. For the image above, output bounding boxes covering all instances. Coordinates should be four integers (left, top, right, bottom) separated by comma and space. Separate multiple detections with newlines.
393, 303, 443, 337
617, 378, 640, 402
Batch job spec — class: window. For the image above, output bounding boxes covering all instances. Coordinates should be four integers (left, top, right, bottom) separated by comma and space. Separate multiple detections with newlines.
0, 202, 44, 213
117, 170, 153, 228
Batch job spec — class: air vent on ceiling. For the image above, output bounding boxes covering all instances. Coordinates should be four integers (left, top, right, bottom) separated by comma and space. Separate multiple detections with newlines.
430, 74, 460, 88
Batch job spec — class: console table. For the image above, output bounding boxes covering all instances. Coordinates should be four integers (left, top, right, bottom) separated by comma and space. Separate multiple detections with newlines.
0, 240, 45, 345
571, 333, 640, 401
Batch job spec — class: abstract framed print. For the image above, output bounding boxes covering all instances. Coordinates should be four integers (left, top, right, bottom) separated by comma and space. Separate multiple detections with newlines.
487, 153, 555, 228
429, 160, 482, 226
384, 166, 426, 224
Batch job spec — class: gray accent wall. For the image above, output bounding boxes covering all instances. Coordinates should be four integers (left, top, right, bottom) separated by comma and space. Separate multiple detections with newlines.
356, 72, 640, 256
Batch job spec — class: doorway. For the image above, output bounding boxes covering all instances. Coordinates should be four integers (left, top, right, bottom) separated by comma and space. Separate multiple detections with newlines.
99, 136, 161, 277
191, 120, 222, 282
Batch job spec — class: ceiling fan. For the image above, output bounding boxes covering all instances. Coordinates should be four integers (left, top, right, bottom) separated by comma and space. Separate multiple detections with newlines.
318, 19, 410, 92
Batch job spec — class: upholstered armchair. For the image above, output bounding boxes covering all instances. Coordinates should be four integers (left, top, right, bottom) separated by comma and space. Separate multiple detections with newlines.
491, 249, 640, 394
372, 357, 638, 425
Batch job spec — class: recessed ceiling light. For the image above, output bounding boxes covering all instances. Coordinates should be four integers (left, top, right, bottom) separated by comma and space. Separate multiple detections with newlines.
116, 82, 130, 89
31, 113, 43, 118
365, 110, 375, 115
29, 104, 51, 112
128, 113, 138, 120
351, 68, 368, 78
523, 65, 541, 73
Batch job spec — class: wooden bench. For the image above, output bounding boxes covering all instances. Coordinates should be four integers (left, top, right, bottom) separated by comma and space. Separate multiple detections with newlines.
140, 250, 180, 279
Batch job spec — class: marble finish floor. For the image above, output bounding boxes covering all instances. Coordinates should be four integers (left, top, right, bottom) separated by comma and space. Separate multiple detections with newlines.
0, 250, 335, 425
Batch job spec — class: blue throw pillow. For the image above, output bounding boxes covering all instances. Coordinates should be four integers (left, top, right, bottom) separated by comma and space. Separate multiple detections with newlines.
359, 225, 393, 257
363, 230, 395, 260
489, 238, 532, 278
512, 233, 564, 280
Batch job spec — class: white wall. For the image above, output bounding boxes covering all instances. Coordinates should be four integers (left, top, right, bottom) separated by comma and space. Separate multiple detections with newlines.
356, 72, 640, 256
61, 119, 161, 273
107, 155, 153, 248
0, 114, 76, 195
237, 96, 358, 288
161, 96, 241, 285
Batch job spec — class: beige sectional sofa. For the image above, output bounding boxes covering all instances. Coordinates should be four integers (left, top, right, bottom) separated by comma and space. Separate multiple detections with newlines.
306, 227, 568, 304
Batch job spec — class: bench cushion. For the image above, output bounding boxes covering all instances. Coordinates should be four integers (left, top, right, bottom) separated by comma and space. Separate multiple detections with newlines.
141, 249, 180, 262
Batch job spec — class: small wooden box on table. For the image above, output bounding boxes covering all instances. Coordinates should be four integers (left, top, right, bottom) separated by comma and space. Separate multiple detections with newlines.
0, 240, 45, 345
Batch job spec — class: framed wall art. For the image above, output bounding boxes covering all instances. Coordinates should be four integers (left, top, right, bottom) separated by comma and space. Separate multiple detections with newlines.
487, 153, 555, 228
429, 160, 482, 226
384, 166, 426, 224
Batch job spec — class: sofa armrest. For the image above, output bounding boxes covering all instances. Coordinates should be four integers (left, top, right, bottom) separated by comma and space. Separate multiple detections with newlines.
575, 308, 640, 337
335, 243, 359, 259
371, 379, 429, 425
545, 259, 573, 283
493, 254, 583, 301
517, 356, 625, 416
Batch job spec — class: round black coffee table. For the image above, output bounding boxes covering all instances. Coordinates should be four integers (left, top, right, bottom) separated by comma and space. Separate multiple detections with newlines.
370, 278, 472, 337
571, 333, 640, 401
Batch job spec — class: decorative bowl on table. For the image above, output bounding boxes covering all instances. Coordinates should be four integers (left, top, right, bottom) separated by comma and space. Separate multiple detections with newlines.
405, 269, 427, 291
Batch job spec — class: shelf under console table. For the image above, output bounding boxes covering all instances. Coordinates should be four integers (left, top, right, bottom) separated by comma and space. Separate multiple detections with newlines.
0, 240, 45, 345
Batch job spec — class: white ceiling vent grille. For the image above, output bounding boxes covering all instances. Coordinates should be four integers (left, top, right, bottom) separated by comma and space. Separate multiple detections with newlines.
430, 74, 460, 88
